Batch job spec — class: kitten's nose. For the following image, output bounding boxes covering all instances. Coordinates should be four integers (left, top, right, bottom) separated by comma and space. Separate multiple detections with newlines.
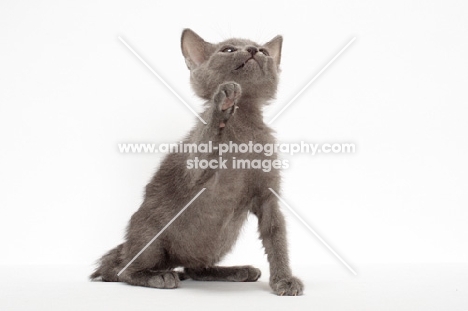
246, 46, 258, 56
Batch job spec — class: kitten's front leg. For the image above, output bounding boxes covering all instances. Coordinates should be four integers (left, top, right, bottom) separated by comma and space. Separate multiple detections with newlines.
212, 82, 241, 129
186, 82, 241, 185
253, 192, 304, 296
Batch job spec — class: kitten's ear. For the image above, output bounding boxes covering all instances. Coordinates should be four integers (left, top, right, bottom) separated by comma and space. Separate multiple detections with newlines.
264, 35, 283, 67
181, 29, 214, 70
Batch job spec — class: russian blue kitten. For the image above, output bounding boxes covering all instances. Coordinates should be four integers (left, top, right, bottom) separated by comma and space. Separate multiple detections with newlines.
90, 29, 304, 296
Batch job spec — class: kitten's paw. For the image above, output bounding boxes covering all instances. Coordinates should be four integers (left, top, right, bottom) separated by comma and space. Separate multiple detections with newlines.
147, 271, 180, 289
270, 276, 304, 296
245, 266, 262, 282
213, 82, 241, 128
231, 266, 262, 282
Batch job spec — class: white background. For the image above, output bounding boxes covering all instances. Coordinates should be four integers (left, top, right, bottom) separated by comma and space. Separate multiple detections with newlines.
1, 0, 467, 276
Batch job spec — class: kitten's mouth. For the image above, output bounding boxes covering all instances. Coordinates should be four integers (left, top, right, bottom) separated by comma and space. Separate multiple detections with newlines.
235, 57, 256, 70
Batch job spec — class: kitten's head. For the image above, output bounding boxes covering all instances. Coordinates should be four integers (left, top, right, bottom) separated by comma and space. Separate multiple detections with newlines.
181, 29, 282, 102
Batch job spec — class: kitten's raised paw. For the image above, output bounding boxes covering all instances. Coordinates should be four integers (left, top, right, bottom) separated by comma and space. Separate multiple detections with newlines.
213, 82, 241, 128
270, 276, 304, 296
147, 271, 180, 289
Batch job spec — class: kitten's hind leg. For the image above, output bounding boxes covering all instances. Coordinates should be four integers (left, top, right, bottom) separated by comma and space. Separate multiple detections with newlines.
120, 269, 181, 289
184, 265, 261, 282
117, 238, 181, 289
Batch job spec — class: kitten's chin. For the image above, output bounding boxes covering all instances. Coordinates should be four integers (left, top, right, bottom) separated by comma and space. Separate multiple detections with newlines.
234, 58, 258, 71
244, 59, 259, 70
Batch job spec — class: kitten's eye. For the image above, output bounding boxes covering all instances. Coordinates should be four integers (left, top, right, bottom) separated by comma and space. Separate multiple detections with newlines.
259, 48, 269, 56
221, 47, 237, 53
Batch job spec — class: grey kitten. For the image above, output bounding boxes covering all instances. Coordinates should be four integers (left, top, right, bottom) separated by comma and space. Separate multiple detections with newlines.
90, 29, 304, 296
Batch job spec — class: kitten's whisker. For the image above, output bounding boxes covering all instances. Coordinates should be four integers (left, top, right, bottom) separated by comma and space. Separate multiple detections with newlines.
268, 188, 358, 276
268, 37, 356, 124
118, 36, 207, 124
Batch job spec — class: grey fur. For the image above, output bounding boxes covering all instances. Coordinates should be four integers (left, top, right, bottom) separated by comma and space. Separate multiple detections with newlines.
91, 29, 304, 296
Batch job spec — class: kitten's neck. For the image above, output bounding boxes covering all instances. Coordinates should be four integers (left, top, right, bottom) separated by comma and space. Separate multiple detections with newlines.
193, 96, 271, 143
235, 97, 265, 123
227, 97, 272, 143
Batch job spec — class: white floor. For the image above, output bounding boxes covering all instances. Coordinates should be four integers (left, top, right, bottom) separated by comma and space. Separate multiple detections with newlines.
1, 264, 467, 311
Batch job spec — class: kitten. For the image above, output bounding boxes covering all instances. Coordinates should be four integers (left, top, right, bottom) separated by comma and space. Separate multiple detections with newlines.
90, 29, 304, 296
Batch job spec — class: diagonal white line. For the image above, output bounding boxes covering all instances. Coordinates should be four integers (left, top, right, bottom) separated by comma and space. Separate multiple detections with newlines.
118, 36, 207, 124
268, 188, 357, 275
268, 37, 356, 124
117, 188, 206, 276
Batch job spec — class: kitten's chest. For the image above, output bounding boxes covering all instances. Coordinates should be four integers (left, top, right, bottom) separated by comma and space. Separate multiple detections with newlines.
190, 171, 249, 235
205, 170, 248, 202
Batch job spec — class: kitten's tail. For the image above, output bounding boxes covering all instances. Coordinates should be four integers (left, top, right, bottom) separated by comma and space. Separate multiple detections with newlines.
89, 243, 124, 282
